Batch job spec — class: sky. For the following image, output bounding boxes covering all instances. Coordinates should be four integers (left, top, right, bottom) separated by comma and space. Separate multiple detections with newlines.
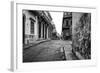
50, 12, 63, 35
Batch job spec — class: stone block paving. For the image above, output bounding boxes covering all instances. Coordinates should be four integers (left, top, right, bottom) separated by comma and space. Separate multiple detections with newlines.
23, 40, 78, 62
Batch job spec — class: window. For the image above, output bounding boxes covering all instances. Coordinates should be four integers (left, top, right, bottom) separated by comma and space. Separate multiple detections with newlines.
66, 20, 69, 26
64, 19, 69, 26
30, 18, 35, 34
69, 20, 72, 26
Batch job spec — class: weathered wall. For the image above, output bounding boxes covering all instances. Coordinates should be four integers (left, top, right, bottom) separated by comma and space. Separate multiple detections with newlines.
23, 10, 39, 44
72, 12, 91, 59
72, 13, 83, 37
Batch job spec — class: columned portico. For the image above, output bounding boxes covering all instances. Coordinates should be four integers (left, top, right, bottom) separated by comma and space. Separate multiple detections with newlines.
39, 22, 50, 40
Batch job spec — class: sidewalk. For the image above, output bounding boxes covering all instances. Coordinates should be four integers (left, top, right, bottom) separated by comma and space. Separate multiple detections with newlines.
23, 39, 51, 49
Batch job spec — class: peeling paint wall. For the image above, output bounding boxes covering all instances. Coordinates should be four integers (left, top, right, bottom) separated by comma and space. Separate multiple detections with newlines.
72, 12, 91, 59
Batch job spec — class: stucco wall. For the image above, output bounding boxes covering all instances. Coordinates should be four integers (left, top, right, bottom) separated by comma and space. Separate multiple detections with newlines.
23, 10, 39, 44
72, 12, 83, 36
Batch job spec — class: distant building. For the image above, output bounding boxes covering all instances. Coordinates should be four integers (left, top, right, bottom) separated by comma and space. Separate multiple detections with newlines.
23, 10, 54, 45
62, 12, 72, 40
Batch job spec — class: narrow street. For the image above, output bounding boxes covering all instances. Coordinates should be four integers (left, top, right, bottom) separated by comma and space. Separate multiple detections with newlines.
23, 40, 78, 62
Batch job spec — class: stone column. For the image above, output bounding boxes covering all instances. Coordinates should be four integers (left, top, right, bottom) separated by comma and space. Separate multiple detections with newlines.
47, 26, 48, 39
41, 22, 43, 39
48, 27, 50, 38
34, 16, 38, 40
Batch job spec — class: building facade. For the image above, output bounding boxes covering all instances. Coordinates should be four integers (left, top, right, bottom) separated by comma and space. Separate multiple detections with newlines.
23, 10, 54, 45
62, 12, 72, 40
72, 13, 91, 59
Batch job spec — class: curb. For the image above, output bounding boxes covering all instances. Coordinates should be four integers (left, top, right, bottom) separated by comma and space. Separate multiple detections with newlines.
23, 40, 51, 49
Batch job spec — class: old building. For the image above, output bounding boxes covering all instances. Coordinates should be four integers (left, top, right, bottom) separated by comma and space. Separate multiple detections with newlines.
62, 12, 72, 40
72, 13, 91, 59
23, 10, 54, 45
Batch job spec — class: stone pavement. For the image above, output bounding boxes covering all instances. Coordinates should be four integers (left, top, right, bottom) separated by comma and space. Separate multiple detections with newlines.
23, 40, 78, 62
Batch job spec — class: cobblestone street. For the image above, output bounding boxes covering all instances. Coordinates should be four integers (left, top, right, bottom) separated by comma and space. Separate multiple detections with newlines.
23, 40, 78, 62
